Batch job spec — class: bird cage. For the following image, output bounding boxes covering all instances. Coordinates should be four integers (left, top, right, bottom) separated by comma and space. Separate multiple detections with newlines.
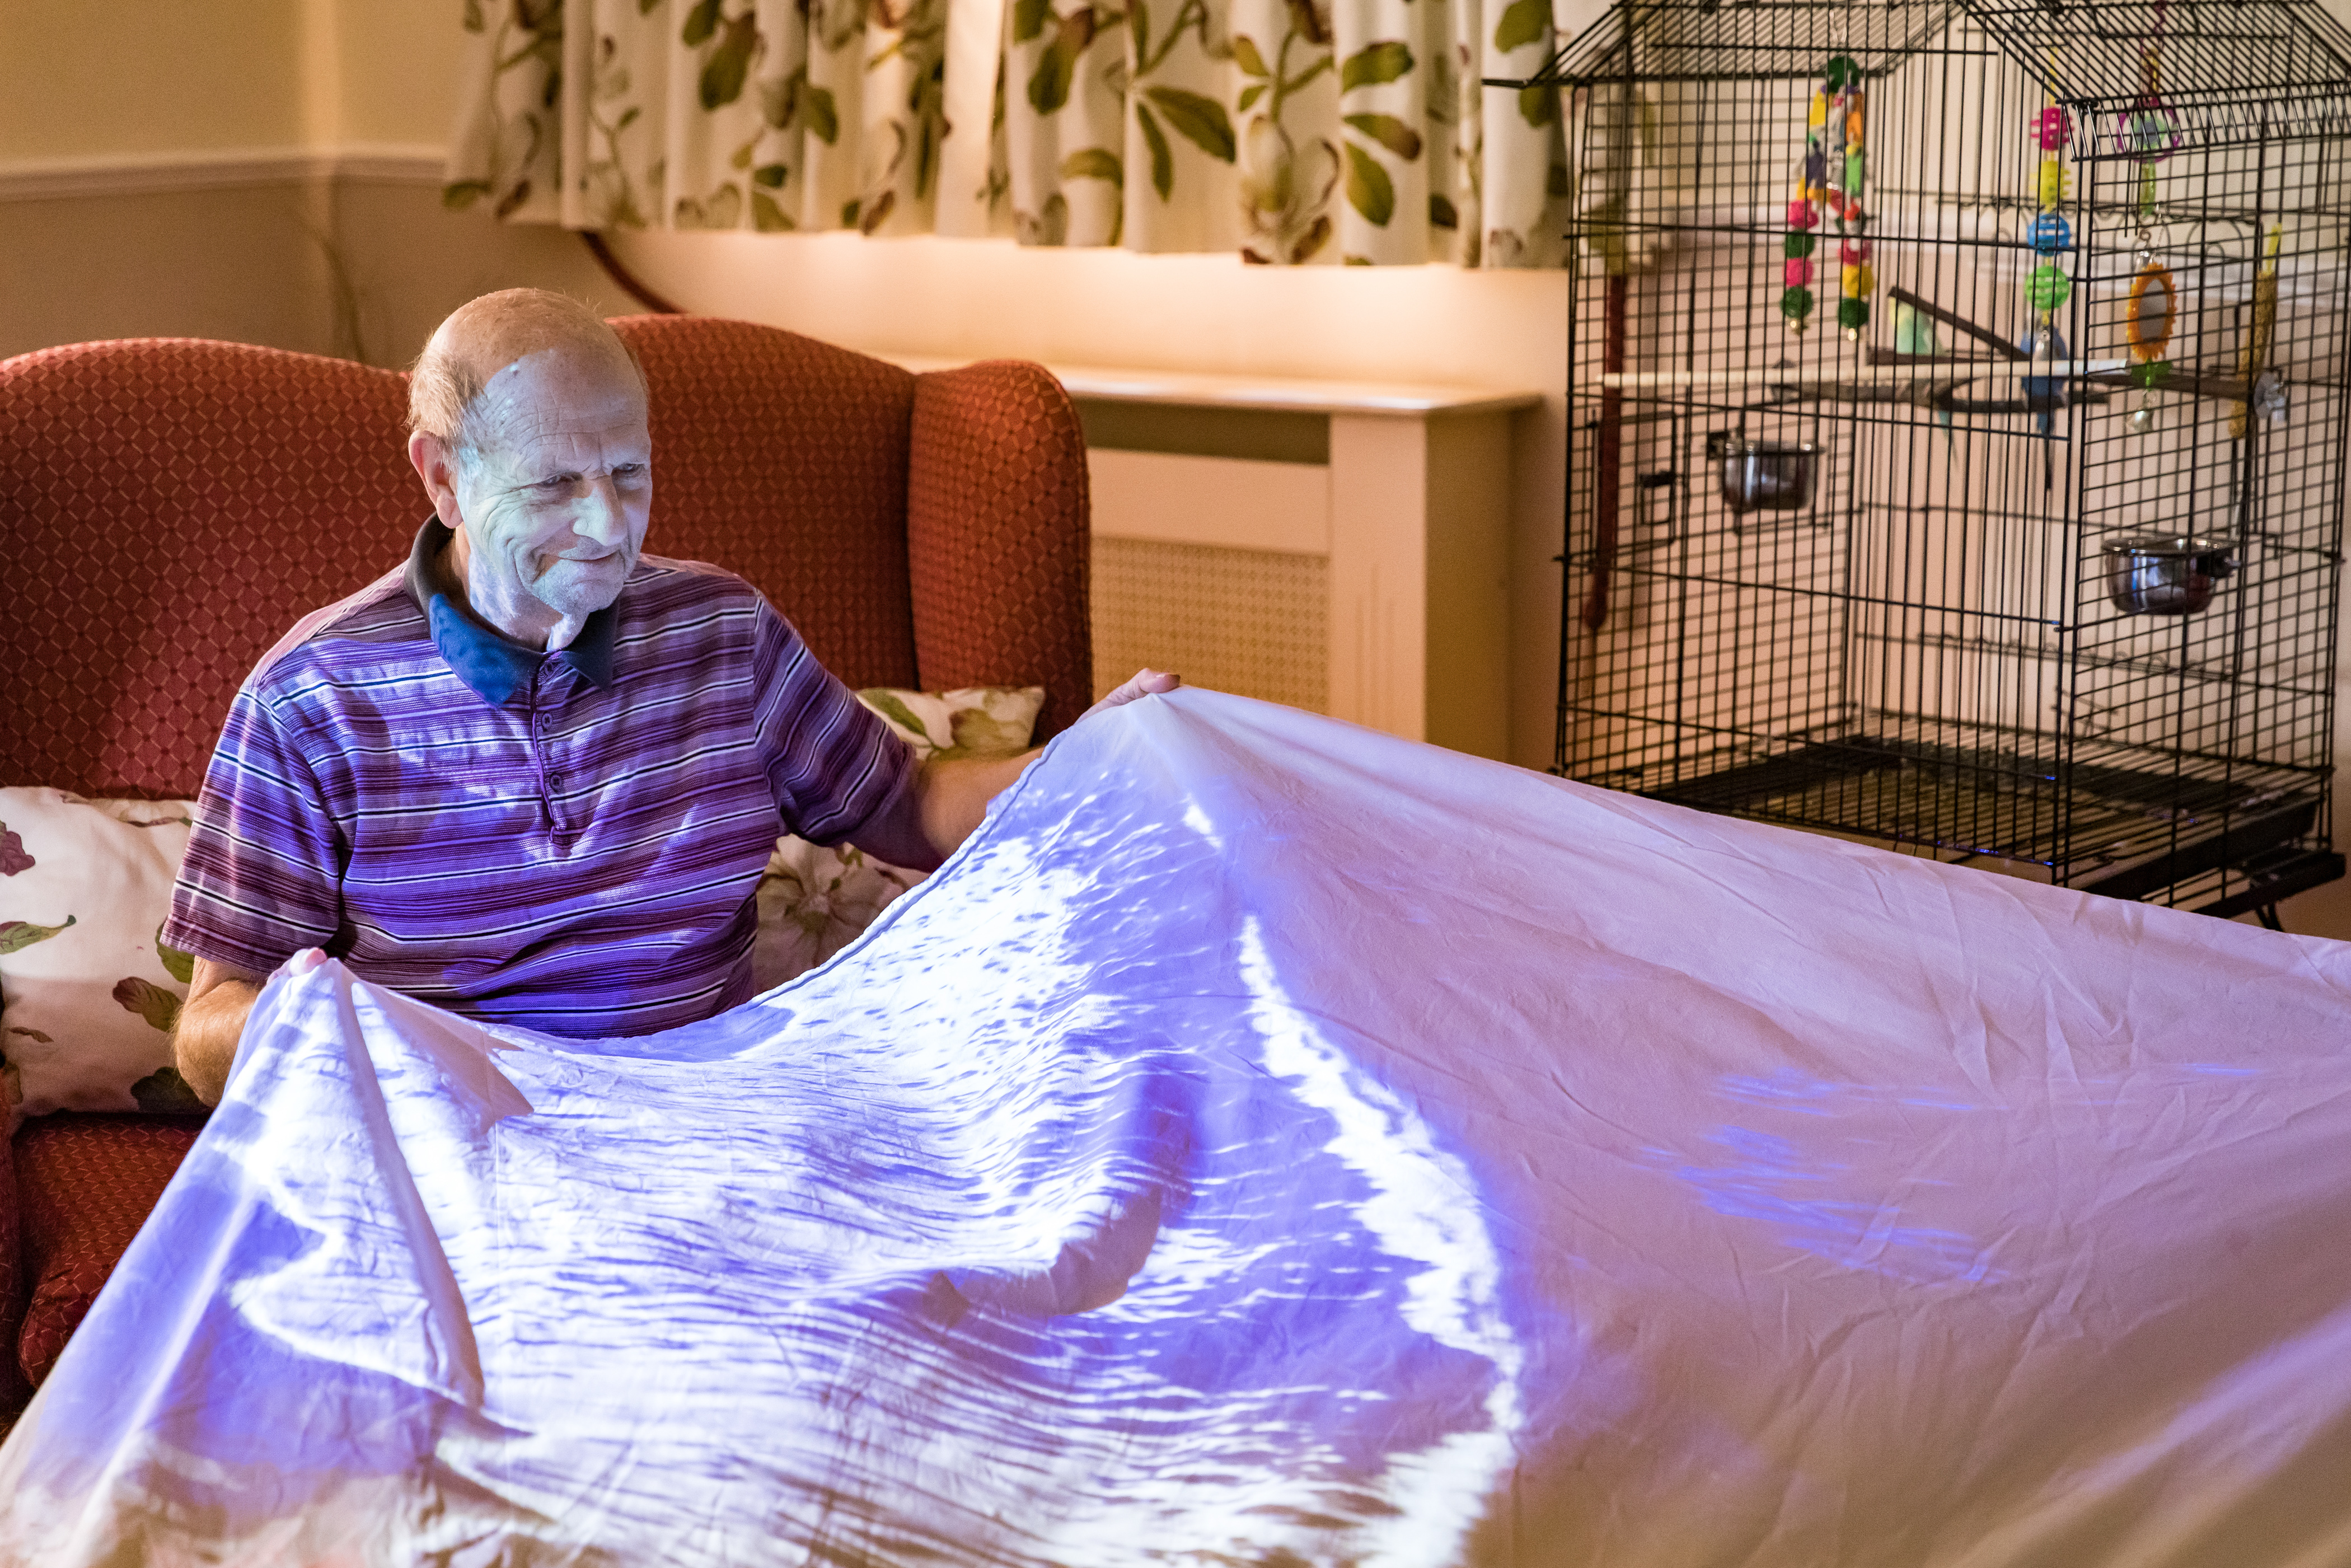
1516, 0, 2351, 920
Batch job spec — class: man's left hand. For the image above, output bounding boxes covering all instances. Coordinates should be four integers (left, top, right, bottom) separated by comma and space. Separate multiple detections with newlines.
1084, 668, 1181, 722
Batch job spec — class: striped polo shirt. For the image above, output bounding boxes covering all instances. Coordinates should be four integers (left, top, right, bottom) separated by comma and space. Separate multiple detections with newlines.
163, 521, 914, 1037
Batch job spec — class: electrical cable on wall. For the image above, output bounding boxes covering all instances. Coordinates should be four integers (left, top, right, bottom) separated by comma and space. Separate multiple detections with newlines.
582, 232, 685, 315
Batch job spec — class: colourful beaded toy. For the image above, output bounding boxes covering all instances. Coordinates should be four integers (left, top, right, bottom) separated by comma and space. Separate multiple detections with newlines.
2017, 78, 2076, 458
2026, 104, 2072, 319
1785, 55, 1872, 338
2004, 69, 2077, 481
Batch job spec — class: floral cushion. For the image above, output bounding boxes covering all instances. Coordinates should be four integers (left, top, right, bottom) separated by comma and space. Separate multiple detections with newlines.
750, 686, 1043, 991
0, 790, 208, 1131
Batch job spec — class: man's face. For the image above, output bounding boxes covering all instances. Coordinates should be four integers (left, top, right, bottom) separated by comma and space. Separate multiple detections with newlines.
452, 347, 653, 631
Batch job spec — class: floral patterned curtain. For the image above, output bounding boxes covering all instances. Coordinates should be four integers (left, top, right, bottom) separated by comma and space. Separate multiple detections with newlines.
444, 0, 1577, 265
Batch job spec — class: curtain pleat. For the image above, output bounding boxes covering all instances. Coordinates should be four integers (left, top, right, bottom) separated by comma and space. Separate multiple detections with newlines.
444, 0, 1579, 266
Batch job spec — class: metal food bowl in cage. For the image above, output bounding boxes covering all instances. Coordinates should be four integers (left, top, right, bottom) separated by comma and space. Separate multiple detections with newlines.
2102, 535, 2236, 616
1704, 433, 1820, 514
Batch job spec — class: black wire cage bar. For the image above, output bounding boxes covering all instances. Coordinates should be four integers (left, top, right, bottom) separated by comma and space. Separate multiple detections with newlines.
1530, 0, 2351, 919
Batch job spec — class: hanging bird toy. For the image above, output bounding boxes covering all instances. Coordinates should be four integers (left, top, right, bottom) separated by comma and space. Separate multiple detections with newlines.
2235, 224, 2286, 438
1782, 87, 1824, 332
2021, 81, 2073, 484
2116, 0, 2181, 434
1785, 55, 1872, 339
2026, 102, 2073, 328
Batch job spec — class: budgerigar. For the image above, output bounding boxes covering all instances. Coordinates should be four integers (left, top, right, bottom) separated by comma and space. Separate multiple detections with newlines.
1893, 299, 1952, 443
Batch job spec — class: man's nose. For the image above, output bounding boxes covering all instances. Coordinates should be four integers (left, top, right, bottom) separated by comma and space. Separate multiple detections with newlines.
572, 475, 627, 545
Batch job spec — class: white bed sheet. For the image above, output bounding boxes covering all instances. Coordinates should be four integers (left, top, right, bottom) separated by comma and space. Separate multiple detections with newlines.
6, 689, 2350, 1566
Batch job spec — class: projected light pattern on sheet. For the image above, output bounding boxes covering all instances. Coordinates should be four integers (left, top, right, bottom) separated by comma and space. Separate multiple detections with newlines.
8, 690, 2351, 1567
0, 700, 1524, 1566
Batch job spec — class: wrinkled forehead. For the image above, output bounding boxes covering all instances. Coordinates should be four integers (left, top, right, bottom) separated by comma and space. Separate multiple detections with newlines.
471, 345, 652, 458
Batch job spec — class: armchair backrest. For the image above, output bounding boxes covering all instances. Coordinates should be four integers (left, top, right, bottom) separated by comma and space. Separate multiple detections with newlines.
611, 316, 1094, 738
0, 322, 1092, 799
611, 316, 922, 693
0, 338, 418, 798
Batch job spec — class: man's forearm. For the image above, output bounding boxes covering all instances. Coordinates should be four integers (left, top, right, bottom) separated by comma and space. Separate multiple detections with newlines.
917, 753, 1034, 859
174, 976, 262, 1106
851, 751, 1036, 871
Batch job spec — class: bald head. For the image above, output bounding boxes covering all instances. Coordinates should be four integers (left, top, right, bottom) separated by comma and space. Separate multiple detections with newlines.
408, 289, 647, 460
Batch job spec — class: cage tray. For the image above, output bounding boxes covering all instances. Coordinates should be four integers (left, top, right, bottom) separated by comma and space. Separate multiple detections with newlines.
1645, 732, 2327, 899
2168, 846, 2349, 921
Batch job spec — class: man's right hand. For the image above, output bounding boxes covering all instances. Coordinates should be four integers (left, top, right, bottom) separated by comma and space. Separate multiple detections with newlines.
175, 951, 322, 1106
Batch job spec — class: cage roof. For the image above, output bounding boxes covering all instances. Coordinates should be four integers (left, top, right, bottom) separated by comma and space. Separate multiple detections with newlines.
1509, 1, 2351, 149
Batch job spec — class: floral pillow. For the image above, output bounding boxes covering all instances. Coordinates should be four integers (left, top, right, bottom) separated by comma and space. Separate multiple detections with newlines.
750, 686, 1045, 991
853, 686, 1045, 761
0, 789, 208, 1130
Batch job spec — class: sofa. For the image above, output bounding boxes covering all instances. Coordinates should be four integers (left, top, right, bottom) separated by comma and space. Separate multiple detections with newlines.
0, 316, 1093, 1407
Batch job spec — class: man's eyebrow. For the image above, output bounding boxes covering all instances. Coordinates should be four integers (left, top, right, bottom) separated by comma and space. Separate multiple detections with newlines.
518, 457, 647, 487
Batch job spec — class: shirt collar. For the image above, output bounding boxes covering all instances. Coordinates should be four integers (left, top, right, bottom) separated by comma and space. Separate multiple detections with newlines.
404, 519, 618, 706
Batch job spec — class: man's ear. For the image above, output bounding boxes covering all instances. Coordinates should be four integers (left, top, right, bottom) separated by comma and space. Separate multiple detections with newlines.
406, 430, 466, 531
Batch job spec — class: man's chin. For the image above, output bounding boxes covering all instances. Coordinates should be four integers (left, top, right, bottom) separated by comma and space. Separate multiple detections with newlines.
531, 559, 633, 620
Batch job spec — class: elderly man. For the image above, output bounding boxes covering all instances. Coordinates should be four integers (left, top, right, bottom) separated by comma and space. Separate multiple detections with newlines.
165, 289, 1170, 1103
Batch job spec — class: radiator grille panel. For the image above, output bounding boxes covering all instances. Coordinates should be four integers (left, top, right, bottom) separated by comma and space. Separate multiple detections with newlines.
1090, 538, 1328, 713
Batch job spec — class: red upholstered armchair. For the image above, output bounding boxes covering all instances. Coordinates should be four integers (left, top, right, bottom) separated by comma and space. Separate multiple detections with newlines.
0, 317, 1092, 1407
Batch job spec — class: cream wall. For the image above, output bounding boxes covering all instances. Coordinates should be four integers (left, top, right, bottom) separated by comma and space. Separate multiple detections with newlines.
298, 0, 467, 147
0, 0, 306, 158
0, 0, 458, 156
0, 0, 624, 367
4, 182, 336, 355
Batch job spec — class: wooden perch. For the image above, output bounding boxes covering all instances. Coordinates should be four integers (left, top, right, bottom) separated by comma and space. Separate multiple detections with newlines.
2080, 367, 2254, 404
1867, 349, 2008, 367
